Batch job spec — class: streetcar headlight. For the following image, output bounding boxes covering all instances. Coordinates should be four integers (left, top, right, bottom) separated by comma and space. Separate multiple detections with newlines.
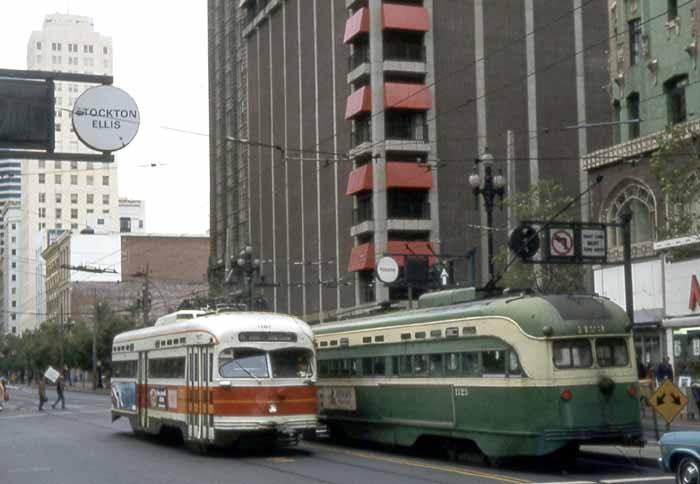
561, 389, 572, 402
268, 403, 278, 414
627, 385, 637, 397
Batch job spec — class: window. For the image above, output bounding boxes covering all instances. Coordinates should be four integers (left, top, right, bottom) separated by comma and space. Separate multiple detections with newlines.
669, 0, 679, 20
148, 357, 185, 378
84, 57, 94, 67
55, 174, 62, 184
97, 218, 104, 225
55, 161, 61, 169
68, 43, 78, 53
482, 350, 506, 375
112, 360, 137, 378
87, 209, 94, 214
103, 194, 110, 205
56, 123, 61, 132
52, 42, 61, 51
71, 193, 78, 204
55, 223, 62, 229
553, 339, 593, 368
103, 176, 109, 186
269, 348, 313, 378
87, 175, 94, 185
627, 92, 640, 139
55, 193, 62, 203
606, 182, 657, 246
39, 193, 46, 203
71, 174, 78, 185
629, 18, 642, 66
596, 338, 629, 367
666, 75, 688, 125
218, 348, 269, 378
71, 223, 78, 229
84, 44, 94, 53
36, 41, 42, 50
38, 174, 45, 184
613, 101, 622, 144
39, 208, 46, 218
55, 208, 62, 219
38, 160, 45, 169
71, 209, 78, 219
70, 161, 78, 170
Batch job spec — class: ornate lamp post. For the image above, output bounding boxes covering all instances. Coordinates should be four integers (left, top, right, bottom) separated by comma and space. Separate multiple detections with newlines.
468, 148, 506, 280
237, 244, 261, 310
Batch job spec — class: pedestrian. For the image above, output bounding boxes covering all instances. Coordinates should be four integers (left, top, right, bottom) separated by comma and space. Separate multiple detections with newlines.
38, 377, 47, 411
52, 375, 65, 410
0, 377, 5, 411
656, 355, 674, 386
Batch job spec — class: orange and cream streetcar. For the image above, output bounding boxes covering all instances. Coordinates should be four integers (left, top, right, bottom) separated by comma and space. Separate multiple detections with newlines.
110, 310, 317, 449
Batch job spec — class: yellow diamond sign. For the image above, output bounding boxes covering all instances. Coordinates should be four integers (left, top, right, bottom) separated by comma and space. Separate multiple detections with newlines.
649, 379, 688, 424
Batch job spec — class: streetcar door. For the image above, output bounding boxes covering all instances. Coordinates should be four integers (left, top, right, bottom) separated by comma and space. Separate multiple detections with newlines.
187, 346, 210, 441
138, 352, 148, 430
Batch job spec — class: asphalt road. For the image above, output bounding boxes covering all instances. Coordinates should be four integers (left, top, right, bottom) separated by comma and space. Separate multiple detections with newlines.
0, 386, 676, 484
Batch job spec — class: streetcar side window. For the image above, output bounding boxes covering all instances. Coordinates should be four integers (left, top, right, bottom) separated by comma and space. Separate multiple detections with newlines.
148, 357, 186, 379
429, 354, 443, 376
362, 358, 373, 376
596, 338, 629, 367
446, 353, 459, 374
553, 339, 593, 369
414, 354, 429, 376
218, 348, 269, 378
508, 351, 522, 376
112, 360, 137, 378
269, 348, 313, 378
373, 356, 386, 376
462, 352, 480, 377
319, 360, 330, 377
482, 350, 506, 375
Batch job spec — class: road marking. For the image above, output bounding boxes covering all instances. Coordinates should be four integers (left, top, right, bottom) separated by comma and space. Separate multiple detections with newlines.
601, 477, 673, 483
8, 467, 52, 473
528, 481, 595, 484
304, 443, 530, 483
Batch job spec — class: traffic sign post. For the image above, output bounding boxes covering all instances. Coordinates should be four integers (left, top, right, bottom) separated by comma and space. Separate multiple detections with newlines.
649, 379, 688, 424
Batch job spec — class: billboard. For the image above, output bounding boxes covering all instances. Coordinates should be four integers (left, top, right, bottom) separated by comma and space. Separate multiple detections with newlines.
0, 79, 55, 150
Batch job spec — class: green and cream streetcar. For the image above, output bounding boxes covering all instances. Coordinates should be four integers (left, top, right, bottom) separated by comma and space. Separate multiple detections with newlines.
313, 289, 643, 459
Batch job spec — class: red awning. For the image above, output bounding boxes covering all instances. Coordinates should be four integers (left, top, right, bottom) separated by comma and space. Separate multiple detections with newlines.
382, 4, 429, 32
344, 7, 370, 43
346, 164, 373, 195
386, 162, 432, 189
387, 240, 436, 266
384, 82, 432, 110
345, 85, 372, 119
348, 243, 375, 272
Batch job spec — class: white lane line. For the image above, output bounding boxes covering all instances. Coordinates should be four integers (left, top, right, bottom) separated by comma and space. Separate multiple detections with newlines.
527, 481, 595, 484
0, 409, 110, 420
601, 477, 673, 483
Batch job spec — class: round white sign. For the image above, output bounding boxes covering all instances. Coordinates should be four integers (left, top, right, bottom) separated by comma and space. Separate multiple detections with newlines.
376, 256, 399, 284
72, 85, 140, 152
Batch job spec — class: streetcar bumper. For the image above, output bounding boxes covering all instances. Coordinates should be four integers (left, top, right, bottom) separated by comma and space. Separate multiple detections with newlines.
543, 423, 644, 445
213, 414, 318, 433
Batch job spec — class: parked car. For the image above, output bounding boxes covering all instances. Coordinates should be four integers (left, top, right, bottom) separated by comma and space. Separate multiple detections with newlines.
660, 431, 700, 483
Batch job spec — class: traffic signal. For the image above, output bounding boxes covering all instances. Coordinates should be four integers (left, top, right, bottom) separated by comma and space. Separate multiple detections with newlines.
509, 224, 540, 260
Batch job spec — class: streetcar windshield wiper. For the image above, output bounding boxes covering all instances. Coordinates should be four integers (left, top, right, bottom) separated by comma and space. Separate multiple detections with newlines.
233, 358, 261, 384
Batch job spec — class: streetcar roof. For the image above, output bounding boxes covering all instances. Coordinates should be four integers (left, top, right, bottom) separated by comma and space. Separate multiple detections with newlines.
313, 294, 629, 338
113, 311, 314, 345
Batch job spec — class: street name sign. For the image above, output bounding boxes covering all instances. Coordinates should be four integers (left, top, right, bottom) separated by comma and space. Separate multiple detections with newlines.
72, 85, 140, 152
649, 379, 688, 424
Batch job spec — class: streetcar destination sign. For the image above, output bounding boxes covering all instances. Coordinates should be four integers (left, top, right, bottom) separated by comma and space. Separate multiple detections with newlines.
72, 85, 140, 152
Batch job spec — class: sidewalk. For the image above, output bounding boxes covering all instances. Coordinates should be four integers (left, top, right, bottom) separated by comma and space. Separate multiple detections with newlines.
580, 443, 660, 468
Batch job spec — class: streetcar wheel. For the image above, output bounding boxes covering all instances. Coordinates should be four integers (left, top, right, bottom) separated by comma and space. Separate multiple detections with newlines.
677, 457, 700, 484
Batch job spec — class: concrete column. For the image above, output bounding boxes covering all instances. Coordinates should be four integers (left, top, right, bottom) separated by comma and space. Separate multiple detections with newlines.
474, 0, 489, 284
369, 0, 389, 303
424, 0, 441, 258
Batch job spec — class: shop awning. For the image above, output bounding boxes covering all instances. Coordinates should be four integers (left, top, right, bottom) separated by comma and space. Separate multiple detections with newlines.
348, 243, 375, 272
382, 4, 429, 32
386, 161, 432, 189
345, 85, 372, 119
387, 240, 436, 266
344, 7, 370, 43
384, 82, 432, 110
346, 164, 373, 195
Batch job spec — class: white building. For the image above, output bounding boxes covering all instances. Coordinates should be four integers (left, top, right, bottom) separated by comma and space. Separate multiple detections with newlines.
119, 198, 145, 233
1, 204, 22, 335
16, 13, 118, 334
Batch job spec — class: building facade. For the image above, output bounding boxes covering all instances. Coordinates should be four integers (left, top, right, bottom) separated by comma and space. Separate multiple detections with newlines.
14, 13, 118, 334
209, 0, 611, 321
587, 0, 700, 371
118, 198, 146, 233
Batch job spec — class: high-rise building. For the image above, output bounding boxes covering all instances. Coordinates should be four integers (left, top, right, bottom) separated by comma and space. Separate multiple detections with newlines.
208, 0, 611, 322
1, 203, 22, 335
12, 13, 118, 333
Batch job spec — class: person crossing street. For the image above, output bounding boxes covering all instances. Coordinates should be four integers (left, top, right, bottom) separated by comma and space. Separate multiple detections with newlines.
52, 375, 65, 410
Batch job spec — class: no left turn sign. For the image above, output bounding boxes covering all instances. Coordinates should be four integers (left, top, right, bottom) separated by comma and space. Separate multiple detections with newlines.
550, 229, 574, 257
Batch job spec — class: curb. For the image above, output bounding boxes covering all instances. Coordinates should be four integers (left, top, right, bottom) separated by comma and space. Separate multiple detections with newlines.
579, 449, 659, 469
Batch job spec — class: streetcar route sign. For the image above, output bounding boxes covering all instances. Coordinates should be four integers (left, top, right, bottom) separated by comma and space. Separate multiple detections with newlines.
581, 228, 606, 258
649, 379, 688, 424
549, 228, 574, 257
376, 256, 399, 284
72, 85, 140, 152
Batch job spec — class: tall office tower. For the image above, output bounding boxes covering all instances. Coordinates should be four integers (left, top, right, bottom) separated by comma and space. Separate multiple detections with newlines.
208, 0, 611, 322
13, 13, 118, 333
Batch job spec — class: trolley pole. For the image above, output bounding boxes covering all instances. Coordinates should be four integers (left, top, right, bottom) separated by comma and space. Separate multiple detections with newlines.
621, 208, 634, 325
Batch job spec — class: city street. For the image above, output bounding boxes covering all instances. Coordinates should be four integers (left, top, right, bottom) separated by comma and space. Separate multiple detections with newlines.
0, 386, 674, 484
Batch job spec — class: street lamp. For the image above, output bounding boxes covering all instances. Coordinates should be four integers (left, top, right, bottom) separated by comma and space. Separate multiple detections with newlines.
468, 148, 506, 279
236, 244, 261, 310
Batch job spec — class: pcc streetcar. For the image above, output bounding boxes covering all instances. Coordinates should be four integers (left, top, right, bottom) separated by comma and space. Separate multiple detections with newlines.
313, 288, 643, 459
111, 310, 317, 448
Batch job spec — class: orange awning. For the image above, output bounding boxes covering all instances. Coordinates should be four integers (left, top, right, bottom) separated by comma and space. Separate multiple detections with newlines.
345, 85, 372, 119
348, 243, 375, 272
386, 162, 432, 189
387, 240, 436, 266
384, 82, 432, 110
344, 7, 370, 43
346, 164, 373, 195
382, 4, 429, 32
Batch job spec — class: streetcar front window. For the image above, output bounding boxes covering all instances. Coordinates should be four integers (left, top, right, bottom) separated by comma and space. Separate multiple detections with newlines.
553, 339, 593, 368
270, 348, 314, 378
219, 348, 269, 378
596, 337, 629, 367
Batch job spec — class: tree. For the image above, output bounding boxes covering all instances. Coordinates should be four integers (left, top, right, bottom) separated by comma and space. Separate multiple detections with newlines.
492, 179, 586, 293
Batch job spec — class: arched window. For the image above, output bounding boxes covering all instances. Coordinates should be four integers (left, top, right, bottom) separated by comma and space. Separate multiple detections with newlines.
604, 182, 656, 247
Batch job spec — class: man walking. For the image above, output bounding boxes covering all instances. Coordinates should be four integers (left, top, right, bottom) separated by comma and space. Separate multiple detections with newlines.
52, 375, 65, 410
38, 377, 47, 411
656, 355, 674, 386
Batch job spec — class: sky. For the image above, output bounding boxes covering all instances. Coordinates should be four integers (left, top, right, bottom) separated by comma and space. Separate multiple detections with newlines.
0, 1, 210, 235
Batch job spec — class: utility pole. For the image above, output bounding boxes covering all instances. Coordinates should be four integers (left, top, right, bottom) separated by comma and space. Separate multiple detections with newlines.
92, 288, 98, 391
142, 264, 150, 327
